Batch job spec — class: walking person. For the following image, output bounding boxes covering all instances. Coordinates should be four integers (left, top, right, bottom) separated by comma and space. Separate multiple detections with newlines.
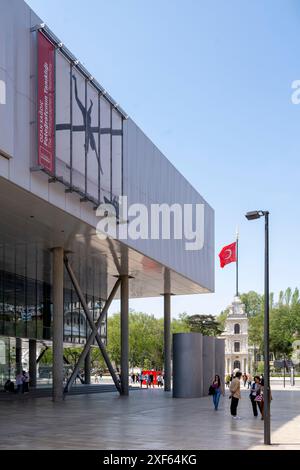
211, 375, 225, 410
157, 373, 163, 388
22, 370, 30, 393
225, 374, 231, 388
258, 377, 272, 421
249, 376, 261, 417
143, 373, 149, 389
16, 372, 23, 394
149, 372, 154, 388
229, 371, 242, 419
140, 372, 144, 388
242, 373, 247, 388
247, 373, 252, 389
147, 374, 152, 389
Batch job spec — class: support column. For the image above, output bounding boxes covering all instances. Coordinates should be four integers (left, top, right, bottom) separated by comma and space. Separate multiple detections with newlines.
120, 275, 129, 396
16, 338, 22, 375
29, 339, 37, 387
84, 348, 91, 384
164, 293, 171, 391
52, 247, 64, 402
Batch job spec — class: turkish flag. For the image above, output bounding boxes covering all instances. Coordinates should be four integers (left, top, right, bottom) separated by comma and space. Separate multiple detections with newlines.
219, 242, 237, 268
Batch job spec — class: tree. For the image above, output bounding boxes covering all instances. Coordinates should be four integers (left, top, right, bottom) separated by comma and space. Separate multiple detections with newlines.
182, 314, 223, 336
292, 287, 300, 306
64, 347, 82, 365
270, 305, 294, 358
90, 347, 106, 370
217, 308, 229, 330
39, 347, 52, 365
106, 310, 189, 370
278, 290, 284, 306
106, 313, 121, 369
284, 287, 292, 306
248, 312, 263, 350
240, 291, 262, 317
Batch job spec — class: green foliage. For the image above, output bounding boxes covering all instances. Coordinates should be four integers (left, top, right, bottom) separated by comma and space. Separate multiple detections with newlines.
238, 287, 300, 359
285, 287, 292, 306
292, 287, 300, 306
217, 309, 229, 330
256, 362, 264, 374
106, 310, 190, 370
269, 305, 294, 358
90, 348, 106, 370
248, 312, 263, 349
240, 291, 262, 317
39, 347, 52, 365
64, 347, 82, 365
181, 314, 223, 336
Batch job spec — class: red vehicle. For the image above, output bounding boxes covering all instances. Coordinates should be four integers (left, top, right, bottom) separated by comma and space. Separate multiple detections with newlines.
141, 370, 162, 386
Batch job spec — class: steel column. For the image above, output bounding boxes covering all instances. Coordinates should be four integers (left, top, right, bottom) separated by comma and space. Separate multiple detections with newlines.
120, 275, 129, 396
164, 293, 171, 391
84, 348, 91, 384
52, 247, 64, 401
29, 339, 37, 387
16, 338, 22, 375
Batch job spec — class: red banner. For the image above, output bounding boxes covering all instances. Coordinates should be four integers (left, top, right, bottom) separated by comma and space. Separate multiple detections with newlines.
37, 32, 55, 174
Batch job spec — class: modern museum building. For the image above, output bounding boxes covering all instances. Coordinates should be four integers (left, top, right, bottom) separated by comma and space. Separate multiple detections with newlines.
0, 0, 214, 399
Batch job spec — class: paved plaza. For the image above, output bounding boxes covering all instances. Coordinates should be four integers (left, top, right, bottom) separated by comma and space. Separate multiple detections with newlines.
0, 380, 300, 450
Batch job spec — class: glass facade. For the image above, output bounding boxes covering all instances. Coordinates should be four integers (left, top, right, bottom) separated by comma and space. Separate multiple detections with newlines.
0, 243, 107, 344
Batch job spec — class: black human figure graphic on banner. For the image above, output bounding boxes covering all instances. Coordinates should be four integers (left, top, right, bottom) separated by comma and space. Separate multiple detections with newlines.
72, 75, 103, 174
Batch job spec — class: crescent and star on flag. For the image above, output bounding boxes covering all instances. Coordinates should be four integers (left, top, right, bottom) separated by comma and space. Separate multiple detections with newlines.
218, 227, 239, 296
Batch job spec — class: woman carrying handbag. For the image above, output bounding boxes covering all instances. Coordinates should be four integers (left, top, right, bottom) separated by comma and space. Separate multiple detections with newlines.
249, 375, 262, 417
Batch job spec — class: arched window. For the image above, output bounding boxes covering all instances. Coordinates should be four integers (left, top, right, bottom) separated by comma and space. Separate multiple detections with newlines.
234, 323, 240, 334
234, 342, 240, 352
233, 360, 241, 370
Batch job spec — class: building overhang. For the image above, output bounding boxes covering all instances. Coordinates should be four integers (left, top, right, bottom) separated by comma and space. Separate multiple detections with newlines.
0, 177, 211, 299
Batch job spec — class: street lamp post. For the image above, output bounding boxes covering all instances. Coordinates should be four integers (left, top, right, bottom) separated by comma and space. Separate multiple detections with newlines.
245, 210, 271, 445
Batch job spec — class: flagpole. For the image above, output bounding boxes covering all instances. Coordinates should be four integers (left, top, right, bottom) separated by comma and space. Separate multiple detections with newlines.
236, 227, 239, 297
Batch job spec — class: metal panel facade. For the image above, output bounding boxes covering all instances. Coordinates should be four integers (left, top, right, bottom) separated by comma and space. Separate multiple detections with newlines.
0, 0, 214, 294
123, 119, 214, 292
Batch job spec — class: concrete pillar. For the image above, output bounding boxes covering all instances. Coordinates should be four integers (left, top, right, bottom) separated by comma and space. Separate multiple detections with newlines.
84, 348, 91, 384
120, 275, 129, 395
52, 247, 64, 401
16, 338, 22, 375
215, 338, 225, 385
29, 339, 37, 387
164, 293, 171, 391
173, 333, 203, 398
202, 336, 216, 396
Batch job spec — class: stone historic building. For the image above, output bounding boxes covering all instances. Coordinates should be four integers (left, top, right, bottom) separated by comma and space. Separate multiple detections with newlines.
222, 297, 251, 374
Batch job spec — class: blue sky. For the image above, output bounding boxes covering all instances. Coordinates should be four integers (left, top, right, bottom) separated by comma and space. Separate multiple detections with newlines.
26, 0, 300, 317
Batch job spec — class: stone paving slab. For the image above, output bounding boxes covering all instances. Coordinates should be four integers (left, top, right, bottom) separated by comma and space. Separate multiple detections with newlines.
0, 387, 299, 450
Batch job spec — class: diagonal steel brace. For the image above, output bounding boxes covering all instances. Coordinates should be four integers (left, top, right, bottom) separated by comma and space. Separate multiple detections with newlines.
64, 256, 122, 394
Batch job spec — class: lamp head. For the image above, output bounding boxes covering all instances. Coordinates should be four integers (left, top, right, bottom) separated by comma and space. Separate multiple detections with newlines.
245, 210, 267, 220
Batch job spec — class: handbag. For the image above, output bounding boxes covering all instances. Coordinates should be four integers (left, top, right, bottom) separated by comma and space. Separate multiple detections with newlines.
208, 385, 215, 395
254, 394, 263, 402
